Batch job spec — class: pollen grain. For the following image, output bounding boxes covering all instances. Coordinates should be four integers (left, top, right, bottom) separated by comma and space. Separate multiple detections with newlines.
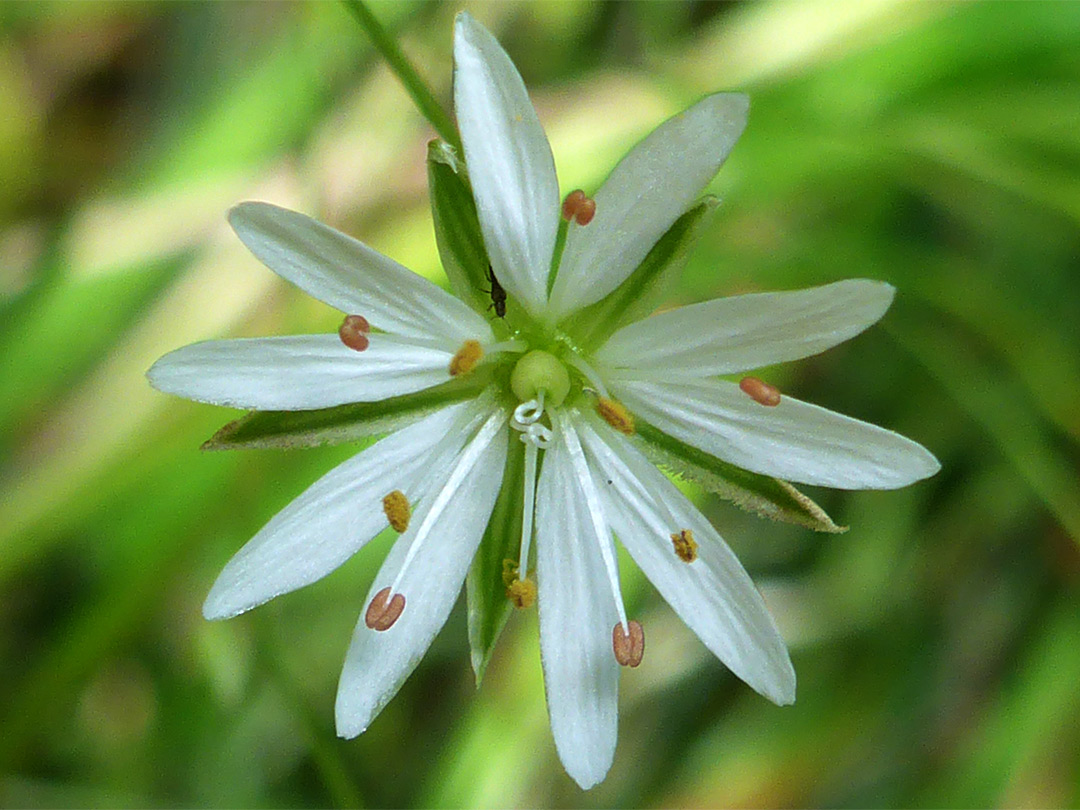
671, 529, 698, 563
382, 490, 411, 533
597, 397, 635, 435
506, 578, 537, 609
449, 340, 483, 376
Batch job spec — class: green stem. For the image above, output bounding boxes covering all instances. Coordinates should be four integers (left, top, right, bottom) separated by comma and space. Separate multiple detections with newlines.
342, 0, 461, 152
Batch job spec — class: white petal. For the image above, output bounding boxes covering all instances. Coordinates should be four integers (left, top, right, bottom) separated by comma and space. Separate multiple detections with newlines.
229, 201, 493, 344
147, 334, 457, 410
612, 377, 941, 490
453, 12, 559, 317
335, 410, 508, 737
596, 279, 896, 376
535, 424, 619, 790
203, 402, 483, 619
548, 93, 748, 320
579, 420, 795, 705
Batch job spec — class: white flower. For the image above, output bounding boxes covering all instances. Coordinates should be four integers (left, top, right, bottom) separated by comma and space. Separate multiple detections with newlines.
147, 12, 939, 790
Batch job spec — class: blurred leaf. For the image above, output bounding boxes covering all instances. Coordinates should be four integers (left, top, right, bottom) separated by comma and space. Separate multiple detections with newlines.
886, 305, 1080, 547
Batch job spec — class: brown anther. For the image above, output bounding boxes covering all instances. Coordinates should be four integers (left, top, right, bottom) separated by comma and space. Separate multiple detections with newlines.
382, 490, 410, 533
612, 620, 645, 667
597, 396, 635, 435
671, 528, 698, 563
574, 196, 596, 226
506, 578, 537, 609
339, 315, 371, 352
365, 586, 406, 631
449, 340, 483, 376
739, 376, 781, 407
562, 189, 586, 221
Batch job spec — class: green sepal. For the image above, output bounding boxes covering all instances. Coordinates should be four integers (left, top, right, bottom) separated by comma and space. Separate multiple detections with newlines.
466, 431, 524, 686
427, 140, 491, 316
633, 418, 846, 533
563, 196, 719, 351
202, 372, 491, 451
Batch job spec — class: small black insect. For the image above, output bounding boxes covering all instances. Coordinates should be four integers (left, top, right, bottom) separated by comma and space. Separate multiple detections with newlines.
485, 264, 507, 318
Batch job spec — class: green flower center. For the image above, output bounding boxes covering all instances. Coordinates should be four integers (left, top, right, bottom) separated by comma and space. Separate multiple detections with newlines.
510, 350, 570, 406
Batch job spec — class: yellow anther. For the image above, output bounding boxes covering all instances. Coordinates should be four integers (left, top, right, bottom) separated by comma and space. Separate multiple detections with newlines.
671, 529, 698, 563
597, 397, 634, 435
506, 578, 537, 609
612, 620, 645, 667
502, 558, 519, 588
382, 490, 410, 533
365, 586, 406, 631
449, 340, 483, 376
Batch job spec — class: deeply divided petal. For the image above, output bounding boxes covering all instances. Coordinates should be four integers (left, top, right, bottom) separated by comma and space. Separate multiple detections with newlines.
148, 334, 459, 410
612, 377, 941, 490
596, 279, 896, 377
203, 402, 484, 619
548, 93, 749, 321
335, 409, 508, 737
535, 424, 620, 790
579, 420, 795, 705
453, 12, 560, 317
229, 201, 493, 344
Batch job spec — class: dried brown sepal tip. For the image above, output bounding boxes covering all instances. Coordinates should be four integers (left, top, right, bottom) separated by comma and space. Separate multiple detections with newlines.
562, 188, 596, 225
612, 620, 645, 667
382, 490, 410, 533
365, 587, 406, 631
597, 397, 634, 435
339, 314, 371, 352
671, 528, 698, 563
449, 339, 483, 376
506, 578, 537, 609
739, 376, 781, 407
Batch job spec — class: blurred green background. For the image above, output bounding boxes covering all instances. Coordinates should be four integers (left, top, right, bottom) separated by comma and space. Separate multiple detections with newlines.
2, 1, 1079, 806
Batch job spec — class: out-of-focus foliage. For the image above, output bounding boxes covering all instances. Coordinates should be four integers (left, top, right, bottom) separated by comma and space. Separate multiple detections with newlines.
2, 2, 1079, 807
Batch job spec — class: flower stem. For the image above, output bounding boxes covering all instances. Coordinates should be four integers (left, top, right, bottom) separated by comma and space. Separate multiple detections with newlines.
342, 0, 461, 152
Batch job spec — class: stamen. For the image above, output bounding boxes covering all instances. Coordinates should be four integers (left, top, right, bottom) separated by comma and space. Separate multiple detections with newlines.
561, 189, 586, 221
506, 577, 537, 609
565, 354, 609, 399
561, 188, 596, 225
339, 314, 371, 352
382, 490, 410, 533
559, 412, 629, 631
387, 412, 507, 597
574, 197, 596, 226
517, 425, 540, 580
612, 620, 645, 667
671, 529, 698, 563
597, 397, 635, 435
485, 339, 527, 356
739, 376, 781, 407
365, 586, 406, 631
449, 339, 483, 376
